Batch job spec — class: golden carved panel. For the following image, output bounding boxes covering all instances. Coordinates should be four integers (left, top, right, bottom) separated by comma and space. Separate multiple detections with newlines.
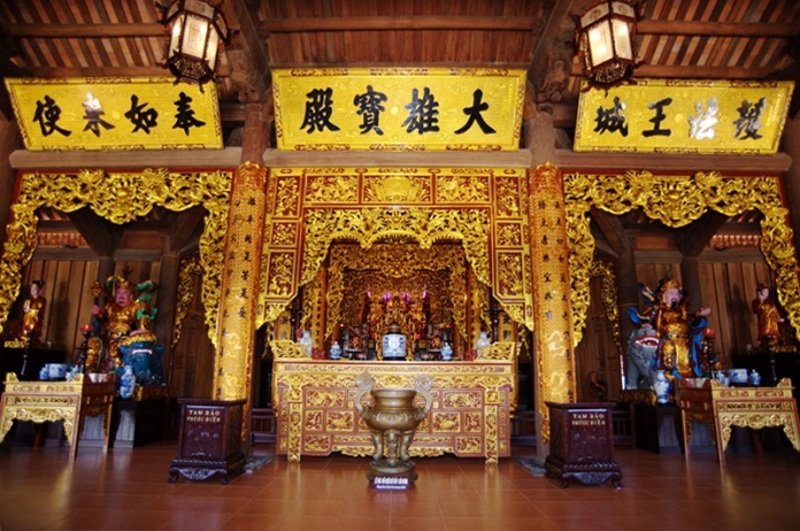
270, 222, 299, 247
326, 411, 355, 431
272, 174, 301, 217
364, 174, 431, 203
273, 359, 514, 463
306, 174, 360, 203
259, 167, 531, 334
436, 174, 490, 203
432, 412, 461, 432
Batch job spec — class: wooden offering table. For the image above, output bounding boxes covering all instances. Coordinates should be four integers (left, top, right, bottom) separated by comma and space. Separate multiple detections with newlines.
271, 340, 516, 463
675, 378, 800, 465
0, 372, 116, 460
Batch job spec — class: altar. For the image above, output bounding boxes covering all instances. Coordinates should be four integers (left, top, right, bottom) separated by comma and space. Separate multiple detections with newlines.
0, 372, 116, 460
272, 340, 516, 463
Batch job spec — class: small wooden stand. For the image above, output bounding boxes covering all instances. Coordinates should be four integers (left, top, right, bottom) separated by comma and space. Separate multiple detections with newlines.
545, 401, 622, 488
168, 398, 246, 484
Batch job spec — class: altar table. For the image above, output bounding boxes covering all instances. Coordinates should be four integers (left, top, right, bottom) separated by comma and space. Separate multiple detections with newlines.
271, 340, 516, 463
0, 372, 116, 460
675, 377, 800, 466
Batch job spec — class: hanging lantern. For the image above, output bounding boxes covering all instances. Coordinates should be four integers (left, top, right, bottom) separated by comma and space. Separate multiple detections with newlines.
575, 0, 641, 90
158, 0, 231, 85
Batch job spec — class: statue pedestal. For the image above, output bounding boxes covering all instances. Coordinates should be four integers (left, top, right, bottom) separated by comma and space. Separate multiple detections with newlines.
545, 402, 622, 488
168, 398, 246, 484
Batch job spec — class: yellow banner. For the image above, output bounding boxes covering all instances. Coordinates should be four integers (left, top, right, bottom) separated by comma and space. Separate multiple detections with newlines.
574, 79, 794, 155
273, 68, 526, 152
5, 77, 223, 151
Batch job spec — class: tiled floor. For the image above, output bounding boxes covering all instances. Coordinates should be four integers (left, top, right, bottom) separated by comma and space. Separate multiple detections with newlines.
1, 437, 799, 531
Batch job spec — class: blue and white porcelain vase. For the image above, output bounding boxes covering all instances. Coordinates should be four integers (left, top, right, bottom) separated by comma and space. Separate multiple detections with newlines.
653, 370, 670, 404
119, 365, 136, 399
748, 369, 762, 386
330, 342, 342, 360
441, 342, 453, 361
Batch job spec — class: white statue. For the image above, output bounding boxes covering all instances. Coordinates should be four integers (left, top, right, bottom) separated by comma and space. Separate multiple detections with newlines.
299, 330, 313, 357
476, 331, 491, 357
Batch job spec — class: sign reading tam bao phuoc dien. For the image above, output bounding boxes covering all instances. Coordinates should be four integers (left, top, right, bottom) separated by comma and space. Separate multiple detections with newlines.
5, 77, 223, 151
273, 68, 526, 151
574, 79, 794, 155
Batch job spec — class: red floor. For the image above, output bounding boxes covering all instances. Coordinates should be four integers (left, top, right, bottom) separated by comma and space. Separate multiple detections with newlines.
1, 439, 799, 530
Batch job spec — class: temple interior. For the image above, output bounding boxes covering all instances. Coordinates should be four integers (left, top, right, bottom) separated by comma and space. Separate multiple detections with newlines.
2, 0, 800, 529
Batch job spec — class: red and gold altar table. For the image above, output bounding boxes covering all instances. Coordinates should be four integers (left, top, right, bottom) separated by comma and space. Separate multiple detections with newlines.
271, 340, 516, 463
675, 377, 800, 466
0, 372, 116, 460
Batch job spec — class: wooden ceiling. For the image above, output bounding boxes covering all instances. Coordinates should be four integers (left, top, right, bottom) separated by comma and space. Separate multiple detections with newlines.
1, 0, 798, 256
1, 0, 798, 123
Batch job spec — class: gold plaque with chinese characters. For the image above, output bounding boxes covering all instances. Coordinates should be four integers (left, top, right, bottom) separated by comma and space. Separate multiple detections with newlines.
574, 79, 794, 155
272, 67, 526, 152
4, 77, 223, 151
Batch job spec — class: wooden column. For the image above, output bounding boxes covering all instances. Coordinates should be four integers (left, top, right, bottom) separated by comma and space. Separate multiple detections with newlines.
0, 116, 23, 244
680, 256, 703, 311
214, 164, 267, 397
214, 103, 269, 448
528, 162, 578, 459
780, 116, 800, 257
525, 111, 577, 458
156, 251, 179, 370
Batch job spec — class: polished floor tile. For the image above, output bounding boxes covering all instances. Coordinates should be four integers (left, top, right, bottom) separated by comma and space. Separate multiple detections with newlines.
1, 436, 799, 530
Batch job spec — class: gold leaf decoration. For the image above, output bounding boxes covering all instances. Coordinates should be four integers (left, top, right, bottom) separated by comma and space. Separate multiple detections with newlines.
564, 171, 800, 347
0, 169, 231, 344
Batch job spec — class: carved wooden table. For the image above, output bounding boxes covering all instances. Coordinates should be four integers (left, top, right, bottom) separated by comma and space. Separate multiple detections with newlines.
0, 372, 116, 460
675, 377, 800, 466
271, 340, 517, 463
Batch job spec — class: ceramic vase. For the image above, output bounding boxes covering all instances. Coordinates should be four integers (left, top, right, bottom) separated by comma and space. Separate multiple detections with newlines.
441, 343, 453, 361
653, 370, 670, 404
330, 342, 342, 360
119, 365, 136, 399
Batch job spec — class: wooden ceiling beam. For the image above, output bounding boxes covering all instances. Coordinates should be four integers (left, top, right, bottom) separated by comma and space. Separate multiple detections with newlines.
5, 18, 793, 39
677, 211, 729, 257
261, 16, 537, 33
13, 65, 232, 78
528, 0, 574, 93
590, 208, 628, 257
638, 21, 798, 38
1, 23, 165, 38
67, 208, 121, 257
170, 207, 206, 253
570, 63, 778, 79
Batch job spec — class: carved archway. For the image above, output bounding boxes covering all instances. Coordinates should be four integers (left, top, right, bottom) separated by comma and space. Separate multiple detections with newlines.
0, 168, 231, 345
564, 171, 800, 347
